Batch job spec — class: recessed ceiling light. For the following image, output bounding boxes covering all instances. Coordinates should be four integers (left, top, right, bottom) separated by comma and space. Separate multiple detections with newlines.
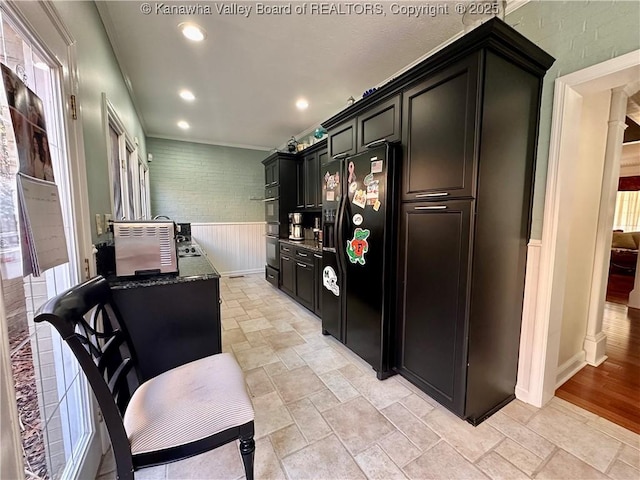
296, 99, 309, 110
179, 23, 206, 42
177, 120, 190, 129
179, 90, 195, 101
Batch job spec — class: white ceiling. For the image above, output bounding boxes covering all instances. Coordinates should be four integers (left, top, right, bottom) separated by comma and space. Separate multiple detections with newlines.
97, 2, 486, 150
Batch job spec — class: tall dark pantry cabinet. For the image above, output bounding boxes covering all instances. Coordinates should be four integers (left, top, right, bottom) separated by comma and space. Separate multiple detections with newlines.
394, 20, 554, 424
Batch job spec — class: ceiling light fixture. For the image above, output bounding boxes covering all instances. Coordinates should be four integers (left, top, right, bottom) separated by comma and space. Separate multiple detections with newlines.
179, 23, 206, 42
179, 90, 196, 101
177, 120, 190, 129
296, 99, 309, 110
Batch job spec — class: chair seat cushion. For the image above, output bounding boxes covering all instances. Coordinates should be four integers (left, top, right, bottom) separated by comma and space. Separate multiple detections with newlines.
123, 353, 254, 455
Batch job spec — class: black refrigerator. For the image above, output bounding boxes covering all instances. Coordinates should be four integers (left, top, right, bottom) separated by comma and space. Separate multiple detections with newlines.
321, 143, 398, 379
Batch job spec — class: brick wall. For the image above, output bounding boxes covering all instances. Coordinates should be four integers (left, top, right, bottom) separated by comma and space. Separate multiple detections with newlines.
507, 0, 640, 239
147, 138, 270, 222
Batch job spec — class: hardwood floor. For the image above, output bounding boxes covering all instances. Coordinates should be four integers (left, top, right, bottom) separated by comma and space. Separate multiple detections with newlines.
556, 302, 640, 434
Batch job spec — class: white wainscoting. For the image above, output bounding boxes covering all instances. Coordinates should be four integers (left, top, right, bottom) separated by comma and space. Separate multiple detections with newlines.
191, 222, 265, 276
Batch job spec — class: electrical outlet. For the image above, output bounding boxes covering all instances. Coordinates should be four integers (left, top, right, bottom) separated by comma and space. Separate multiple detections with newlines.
95, 214, 103, 235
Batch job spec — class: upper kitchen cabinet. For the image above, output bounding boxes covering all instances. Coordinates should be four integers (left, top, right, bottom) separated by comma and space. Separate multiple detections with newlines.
295, 139, 327, 211
262, 151, 297, 188
327, 118, 356, 159
356, 95, 401, 152
402, 55, 479, 201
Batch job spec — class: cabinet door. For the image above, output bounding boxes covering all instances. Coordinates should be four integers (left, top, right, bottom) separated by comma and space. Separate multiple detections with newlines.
313, 253, 322, 316
317, 149, 328, 207
280, 254, 295, 295
402, 54, 479, 201
357, 95, 401, 152
264, 160, 274, 186
328, 118, 356, 159
397, 200, 472, 415
271, 161, 280, 186
295, 159, 305, 209
304, 152, 319, 209
295, 260, 314, 310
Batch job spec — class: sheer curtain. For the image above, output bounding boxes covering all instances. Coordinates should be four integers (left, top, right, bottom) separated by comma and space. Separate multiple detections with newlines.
613, 190, 640, 232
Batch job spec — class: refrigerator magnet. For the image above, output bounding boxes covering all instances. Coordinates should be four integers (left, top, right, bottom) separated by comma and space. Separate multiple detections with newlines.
373, 199, 381, 212
326, 191, 335, 202
349, 181, 358, 194
348, 161, 356, 183
346, 228, 370, 265
323, 266, 340, 296
371, 160, 383, 174
352, 213, 363, 226
363, 173, 374, 186
352, 189, 366, 209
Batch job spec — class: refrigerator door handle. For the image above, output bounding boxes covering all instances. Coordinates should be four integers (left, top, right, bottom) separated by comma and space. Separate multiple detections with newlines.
332, 152, 349, 160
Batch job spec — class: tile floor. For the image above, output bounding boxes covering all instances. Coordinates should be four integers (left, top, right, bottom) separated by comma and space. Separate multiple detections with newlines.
97, 274, 640, 480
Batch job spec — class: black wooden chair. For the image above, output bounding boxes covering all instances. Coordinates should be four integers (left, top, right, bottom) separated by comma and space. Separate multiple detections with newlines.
34, 276, 255, 480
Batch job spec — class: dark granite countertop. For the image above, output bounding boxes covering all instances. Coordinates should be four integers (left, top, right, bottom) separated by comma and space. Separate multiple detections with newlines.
108, 241, 220, 290
279, 238, 323, 254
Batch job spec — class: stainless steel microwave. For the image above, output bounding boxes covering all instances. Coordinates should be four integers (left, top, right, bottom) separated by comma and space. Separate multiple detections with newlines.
113, 221, 178, 277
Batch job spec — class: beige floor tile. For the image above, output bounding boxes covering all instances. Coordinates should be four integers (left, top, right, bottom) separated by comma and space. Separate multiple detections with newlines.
323, 396, 395, 455
254, 437, 287, 480
293, 336, 332, 356
231, 341, 252, 353
234, 345, 280, 371
270, 424, 308, 458
263, 361, 289, 377
135, 465, 167, 480
245, 367, 275, 397
244, 331, 269, 347
271, 366, 326, 403
96, 472, 116, 480
585, 416, 640, 449
276, 347, 307, 369
268, 318, 296, 332
264, 330, 307, 350
527, 406, 621, 472
308, 389, 341, 412
608, 459, 640, 480
222, 328, 248, 346
381, 403, 440, 452
475, 451, 529, 480
221, 306, 248, 318
221, 316, 240, 331
253, 391, 294, 439
97, 448, 116, 475
400, 393, 435, 419
618, 444, 640, 470
288, 398, 332, 443
487, 411, 555, 459
319, 370, 360, 402
347, 374, 412, 410
354, 445, 407, 479
547, 397, 599, 423
535, 449, 608, 480
378, 431, 422, 467
291, 319, 321, 336
166, 441, 244, 479
300, 346, 351, 375
403, 441, 488, 479
422, 408, 503, 462
238, 317, 273, 333
493, 438, 543, 476
499, 399, 539, 425
245, 308, 267, 319
282, 435, 366, 480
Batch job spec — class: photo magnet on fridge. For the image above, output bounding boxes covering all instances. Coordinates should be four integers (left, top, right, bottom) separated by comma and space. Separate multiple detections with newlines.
352, 189, 366, 209
371, 160, 383, 174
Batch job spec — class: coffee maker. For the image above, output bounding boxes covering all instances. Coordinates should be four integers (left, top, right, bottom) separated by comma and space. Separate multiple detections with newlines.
288, 212, 304, 241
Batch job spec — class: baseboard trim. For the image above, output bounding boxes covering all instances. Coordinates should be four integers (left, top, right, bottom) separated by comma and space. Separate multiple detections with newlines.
556, 351, 587, 389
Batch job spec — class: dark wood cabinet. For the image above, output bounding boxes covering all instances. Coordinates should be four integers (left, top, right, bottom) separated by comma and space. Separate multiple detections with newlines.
264, 159, 278, 187
357, 95, 401, 152
280, 252, 294, 295
303, 151, 320, 209
295, 260, 314, 310
397, 200, 472, 414
402, 54, 480, 202
328, 118, 356, 158
313, 252, 322, 316
295, 160, 305, 209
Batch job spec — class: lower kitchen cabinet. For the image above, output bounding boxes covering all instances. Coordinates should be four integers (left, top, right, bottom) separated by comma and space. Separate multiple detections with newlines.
313, 252, 322, 316
278, 241, 321, 316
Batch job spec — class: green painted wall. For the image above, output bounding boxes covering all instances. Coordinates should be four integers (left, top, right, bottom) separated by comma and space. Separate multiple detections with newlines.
147, 137, 269, 222
506, 0, 640, 239
54, 1, 147, 242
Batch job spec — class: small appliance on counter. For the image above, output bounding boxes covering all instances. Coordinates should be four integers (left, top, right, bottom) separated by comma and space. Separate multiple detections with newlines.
113, 220, 178, 277
288, 212, 304, 241
313, 216, 321, 243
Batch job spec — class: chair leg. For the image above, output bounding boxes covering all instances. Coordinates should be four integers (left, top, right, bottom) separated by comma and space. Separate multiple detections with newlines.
239, 435, 255, 480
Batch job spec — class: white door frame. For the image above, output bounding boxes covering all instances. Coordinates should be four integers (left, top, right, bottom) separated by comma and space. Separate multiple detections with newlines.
516, 50, 640, 407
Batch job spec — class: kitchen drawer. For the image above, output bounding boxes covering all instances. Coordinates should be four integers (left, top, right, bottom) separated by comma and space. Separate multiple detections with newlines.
265, 185, 279, 200
280, 243, 294, 254
294, 248, 313, 262
265, 265, 279, 287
